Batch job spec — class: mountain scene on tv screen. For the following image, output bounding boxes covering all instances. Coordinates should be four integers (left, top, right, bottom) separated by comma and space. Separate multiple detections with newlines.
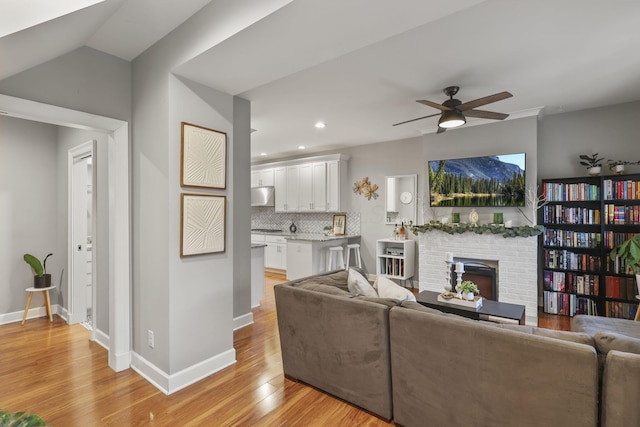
428, 155, 525, 207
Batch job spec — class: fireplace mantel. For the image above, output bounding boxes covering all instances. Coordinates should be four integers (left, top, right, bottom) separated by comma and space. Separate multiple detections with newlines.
418, 231, 538, 325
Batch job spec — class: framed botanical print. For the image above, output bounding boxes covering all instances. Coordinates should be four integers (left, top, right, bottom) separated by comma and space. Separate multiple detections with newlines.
333, 214, 346, 236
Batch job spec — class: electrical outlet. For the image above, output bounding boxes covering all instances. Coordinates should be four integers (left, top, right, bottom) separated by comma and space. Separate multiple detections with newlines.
148, 330, 154, 348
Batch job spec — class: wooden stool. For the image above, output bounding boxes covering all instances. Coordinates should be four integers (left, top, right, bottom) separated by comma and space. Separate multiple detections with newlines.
22, 286, 55, 325
345, 243, 362, 270
327, 246, 345, 271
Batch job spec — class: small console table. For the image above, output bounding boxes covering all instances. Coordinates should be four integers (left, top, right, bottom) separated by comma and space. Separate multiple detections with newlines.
22, 286, 55, 325
417, 290, 525, 325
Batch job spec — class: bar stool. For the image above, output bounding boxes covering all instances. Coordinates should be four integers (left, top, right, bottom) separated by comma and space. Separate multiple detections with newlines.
345, 243, 362, 270
22, 285, 55, 325
327, 246, 345, 271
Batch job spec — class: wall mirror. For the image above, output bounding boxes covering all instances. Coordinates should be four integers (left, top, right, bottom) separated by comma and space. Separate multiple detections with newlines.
385, 174, 417, 225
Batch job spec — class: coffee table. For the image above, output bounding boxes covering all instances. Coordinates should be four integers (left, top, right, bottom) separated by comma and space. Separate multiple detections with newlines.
417, 290, 526, 325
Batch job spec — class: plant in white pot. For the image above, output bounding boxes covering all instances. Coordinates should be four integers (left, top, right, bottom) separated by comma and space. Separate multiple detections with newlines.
23, 253, 53, 289
579, 153, 605, 176
456, 280, 479, 301
609, 235, 640, 298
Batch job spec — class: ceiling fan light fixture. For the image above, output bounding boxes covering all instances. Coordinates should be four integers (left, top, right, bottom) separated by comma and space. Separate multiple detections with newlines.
438, 110, 466, 128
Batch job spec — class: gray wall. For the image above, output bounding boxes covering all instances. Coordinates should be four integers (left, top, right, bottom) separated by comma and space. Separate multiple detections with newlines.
0, 116, 58, 313
538, 100, 640, 179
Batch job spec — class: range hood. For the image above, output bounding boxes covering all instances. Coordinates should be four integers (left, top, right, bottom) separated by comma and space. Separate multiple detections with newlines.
251, 186, 275, 207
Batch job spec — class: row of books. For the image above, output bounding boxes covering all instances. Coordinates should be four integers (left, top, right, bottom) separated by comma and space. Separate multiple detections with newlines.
605, 301, 638, 320
604, 276, 639, 300
543, 229, 601, 249
603, 179, 640, 200
543, 270, 600, 295
540, 205, 600, 225
543, 291, 598, 316
381, 258, 405, 277
543, 249, 602, 272
606, 255, 638, 275
603, 232, 639, 249
543, 182, 600, 202
603, 204, 640, 225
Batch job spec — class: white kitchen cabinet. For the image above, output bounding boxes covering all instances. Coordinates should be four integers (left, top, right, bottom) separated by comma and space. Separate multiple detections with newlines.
327, 159, 348, 212
298, 162, 327, 212
274, 165, 299, 212
251, 168, 274, 187
265, 235, 287, 270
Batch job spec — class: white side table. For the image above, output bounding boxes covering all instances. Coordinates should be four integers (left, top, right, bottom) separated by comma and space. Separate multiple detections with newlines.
22, 286, 56, 325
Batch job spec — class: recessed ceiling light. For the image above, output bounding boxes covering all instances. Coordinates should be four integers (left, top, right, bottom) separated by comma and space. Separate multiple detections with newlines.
298, 145, 306, 150
314, 122, 326, 129
260, 152, 267, 156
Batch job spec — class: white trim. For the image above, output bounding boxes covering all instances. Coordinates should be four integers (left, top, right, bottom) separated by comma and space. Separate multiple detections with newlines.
130, 349, 236, 395
93, 328, 110, 351
233, 312, 254, 330
0, 94, 132, 372
0, 304, 63, 325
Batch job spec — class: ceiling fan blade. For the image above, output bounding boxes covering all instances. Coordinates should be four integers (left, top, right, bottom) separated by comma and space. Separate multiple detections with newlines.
457, 91, 513, 111
392, 113, 440, 126
417, 100, 451, 111
463, 109, 509, 120
437, 126, 446, 134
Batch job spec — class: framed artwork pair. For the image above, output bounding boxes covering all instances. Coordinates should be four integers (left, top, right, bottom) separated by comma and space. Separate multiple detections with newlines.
180, 122, 227, 257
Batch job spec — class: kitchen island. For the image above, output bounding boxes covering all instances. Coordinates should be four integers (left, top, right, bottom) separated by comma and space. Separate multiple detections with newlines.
251, 244, 266, 307
284, 234, 360, 280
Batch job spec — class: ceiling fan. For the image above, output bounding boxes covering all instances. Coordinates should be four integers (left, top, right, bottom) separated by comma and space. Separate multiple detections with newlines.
393, 86, 513, 133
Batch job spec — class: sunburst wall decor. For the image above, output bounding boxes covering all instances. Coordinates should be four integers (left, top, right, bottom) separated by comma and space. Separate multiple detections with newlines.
353, 177, 379, 200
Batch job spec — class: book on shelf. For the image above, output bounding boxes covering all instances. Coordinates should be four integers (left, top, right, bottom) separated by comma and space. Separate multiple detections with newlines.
543, 291, 598, 316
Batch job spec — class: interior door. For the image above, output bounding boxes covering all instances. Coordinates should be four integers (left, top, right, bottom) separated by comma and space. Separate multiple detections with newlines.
68, 142, 93, 325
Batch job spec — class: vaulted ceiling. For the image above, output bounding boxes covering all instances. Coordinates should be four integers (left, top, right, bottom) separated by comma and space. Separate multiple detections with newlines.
3, 0, 640, 161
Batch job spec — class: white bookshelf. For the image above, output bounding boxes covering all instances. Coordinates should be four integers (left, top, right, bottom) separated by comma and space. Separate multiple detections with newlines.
376, 239, 416, 286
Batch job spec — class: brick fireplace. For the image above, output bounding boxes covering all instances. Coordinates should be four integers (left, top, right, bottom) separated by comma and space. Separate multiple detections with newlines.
418, 231, 538, 325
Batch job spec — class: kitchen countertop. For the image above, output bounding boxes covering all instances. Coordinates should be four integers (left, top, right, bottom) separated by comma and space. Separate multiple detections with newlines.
251, 230, 359, 242
251, 244, 267, 249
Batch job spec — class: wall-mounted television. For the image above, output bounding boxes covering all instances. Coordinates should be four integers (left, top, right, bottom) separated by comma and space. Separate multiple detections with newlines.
428, 153, 526, 207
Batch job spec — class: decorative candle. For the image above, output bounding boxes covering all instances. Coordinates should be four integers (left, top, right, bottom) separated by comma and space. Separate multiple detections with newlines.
445, 252, 454, 263
452, 212, 460, 223
441, 217, 448, 224
455, 262, 465, 273
505, 220, 513, 228
493, 212, 504, 224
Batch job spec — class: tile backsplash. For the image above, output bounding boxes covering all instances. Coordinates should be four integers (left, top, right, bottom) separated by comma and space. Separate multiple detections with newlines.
251, 208, 361, 235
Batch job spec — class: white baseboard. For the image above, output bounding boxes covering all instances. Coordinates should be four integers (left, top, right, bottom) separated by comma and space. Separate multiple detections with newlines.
0, 304, 63, 325
233, 312, 254, 330
131, 348, 236, 395
93, 328, 110, 350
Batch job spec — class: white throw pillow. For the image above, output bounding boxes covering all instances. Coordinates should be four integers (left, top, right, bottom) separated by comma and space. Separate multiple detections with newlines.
347, 267, 377, 297
374, 276, 416, 302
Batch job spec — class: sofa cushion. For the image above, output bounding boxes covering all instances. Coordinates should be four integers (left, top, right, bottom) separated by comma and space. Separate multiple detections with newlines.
292, 269, 350, 292
398, 300, 444, 315
572, 315, 640, 340
347, 267, 377, 297
296, 282, 350, 296
374, 276, 416, 302
533, 328, 595, 347
593, 331, 640, 355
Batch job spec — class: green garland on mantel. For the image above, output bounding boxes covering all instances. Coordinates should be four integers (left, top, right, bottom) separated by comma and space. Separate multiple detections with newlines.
409, 221, 544, 238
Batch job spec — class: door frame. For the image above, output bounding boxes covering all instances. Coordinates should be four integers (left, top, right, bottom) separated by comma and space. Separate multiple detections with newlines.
0, 94, 131, 372
67, 141, 96, 334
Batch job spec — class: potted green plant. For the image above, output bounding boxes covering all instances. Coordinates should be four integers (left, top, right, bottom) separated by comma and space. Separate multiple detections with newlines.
607, 160, 627, 175
609, 234, 640, 294
0, 407, 49, 426
23, 253, 53, 289
579, 153, 605, 176
456, 280, 479, 301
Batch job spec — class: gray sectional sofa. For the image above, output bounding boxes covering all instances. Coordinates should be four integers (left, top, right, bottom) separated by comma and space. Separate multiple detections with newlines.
275, 270, 630, 426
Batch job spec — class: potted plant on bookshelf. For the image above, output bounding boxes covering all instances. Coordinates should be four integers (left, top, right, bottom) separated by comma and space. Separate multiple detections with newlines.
607, 160, 627, 175
609, 234, 640, 296
456, 280, 479, 301
579, 153, 605, 176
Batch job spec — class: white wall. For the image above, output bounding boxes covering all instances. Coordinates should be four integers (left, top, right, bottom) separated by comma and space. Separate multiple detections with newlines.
0, 116, 58, 313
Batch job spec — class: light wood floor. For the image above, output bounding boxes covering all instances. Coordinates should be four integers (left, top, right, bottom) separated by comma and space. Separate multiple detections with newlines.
0, 273, 568, 426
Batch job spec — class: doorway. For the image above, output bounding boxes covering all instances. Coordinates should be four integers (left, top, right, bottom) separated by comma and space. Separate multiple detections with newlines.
68, 141, 96, 332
